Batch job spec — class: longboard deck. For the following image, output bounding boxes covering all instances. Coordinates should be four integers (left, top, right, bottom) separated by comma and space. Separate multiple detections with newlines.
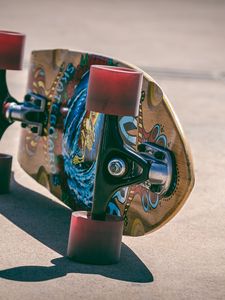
18, 49, 194, 236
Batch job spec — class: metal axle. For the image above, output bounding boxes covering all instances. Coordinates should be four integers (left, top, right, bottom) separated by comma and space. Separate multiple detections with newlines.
4, 93, 47, 135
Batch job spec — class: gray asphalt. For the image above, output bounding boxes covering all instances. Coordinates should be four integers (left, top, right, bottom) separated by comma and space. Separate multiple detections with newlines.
0, 0, 225, 299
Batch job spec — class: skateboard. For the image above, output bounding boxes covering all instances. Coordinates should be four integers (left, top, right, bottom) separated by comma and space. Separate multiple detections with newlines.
0, 31, 194, 261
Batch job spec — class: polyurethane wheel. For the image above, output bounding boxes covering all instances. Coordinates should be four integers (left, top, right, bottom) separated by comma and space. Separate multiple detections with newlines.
67, 211, 124, 264
0, 30, 25, 70
86, 65, 143, 116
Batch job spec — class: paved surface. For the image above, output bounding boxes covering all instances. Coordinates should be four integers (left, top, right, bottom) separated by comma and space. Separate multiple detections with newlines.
1, 0, 225, 299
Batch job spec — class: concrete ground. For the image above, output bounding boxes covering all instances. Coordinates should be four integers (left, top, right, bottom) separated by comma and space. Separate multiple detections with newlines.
0, 0, 225, 299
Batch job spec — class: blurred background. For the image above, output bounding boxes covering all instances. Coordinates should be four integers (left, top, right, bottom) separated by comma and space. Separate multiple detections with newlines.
0, 0, 225, 299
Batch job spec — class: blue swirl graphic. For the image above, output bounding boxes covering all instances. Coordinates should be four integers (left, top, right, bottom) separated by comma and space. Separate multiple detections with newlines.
63, 71, 102, 208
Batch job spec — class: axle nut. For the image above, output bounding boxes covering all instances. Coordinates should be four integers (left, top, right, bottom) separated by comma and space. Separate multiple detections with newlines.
108, 158, 126, 177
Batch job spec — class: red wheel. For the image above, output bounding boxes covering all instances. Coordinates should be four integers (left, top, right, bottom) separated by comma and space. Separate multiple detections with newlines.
0, 30, 25, 70
86, 65, 143, 116
67, 211, 124, 264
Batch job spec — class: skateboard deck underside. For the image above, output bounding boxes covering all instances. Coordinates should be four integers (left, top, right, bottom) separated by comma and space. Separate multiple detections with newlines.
18, 49, 194, 236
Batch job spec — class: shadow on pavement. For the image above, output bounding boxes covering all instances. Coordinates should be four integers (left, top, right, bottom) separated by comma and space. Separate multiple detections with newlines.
0, 174, 153, 283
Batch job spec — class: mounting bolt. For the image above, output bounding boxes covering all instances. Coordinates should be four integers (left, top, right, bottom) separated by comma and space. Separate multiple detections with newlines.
150, 184, 163, 193
24, 94, 31, 102
108, 158, 126, 177
49, 127, 54, 135
154, 151, 166, 160
31, 127, 38, 134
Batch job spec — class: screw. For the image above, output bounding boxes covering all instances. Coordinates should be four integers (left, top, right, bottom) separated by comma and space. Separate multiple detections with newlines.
150, 184, 162, 193
24, 94, 31, 102
137, 144, 146, 152
31, 127, 38, 134
49, 127, 54, 135
154, 151, 166, 160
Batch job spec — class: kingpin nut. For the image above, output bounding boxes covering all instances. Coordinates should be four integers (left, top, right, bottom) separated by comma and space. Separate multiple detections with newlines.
107, 158, 126, 177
